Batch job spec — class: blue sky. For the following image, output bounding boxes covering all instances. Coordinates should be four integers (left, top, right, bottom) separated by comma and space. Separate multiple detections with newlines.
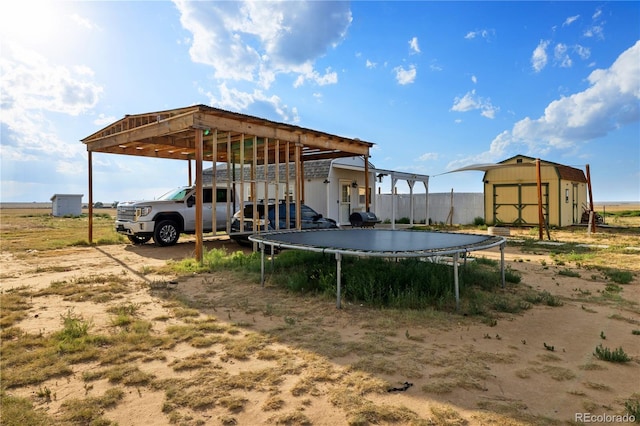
1, 1, 639, 203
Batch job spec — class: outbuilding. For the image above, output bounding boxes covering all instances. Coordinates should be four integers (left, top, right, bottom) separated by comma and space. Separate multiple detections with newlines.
81, 105, 374, 261
483, 155, 588, 227
50, 194, 83, 217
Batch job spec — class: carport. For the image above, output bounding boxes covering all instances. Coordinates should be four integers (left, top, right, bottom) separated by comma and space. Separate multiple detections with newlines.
81, 105, 374, 262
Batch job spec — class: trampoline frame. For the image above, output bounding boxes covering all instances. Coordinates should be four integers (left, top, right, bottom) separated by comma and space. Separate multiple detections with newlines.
249, 229, 507, 309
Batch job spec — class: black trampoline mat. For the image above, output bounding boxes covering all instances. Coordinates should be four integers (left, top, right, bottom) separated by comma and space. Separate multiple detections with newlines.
251, 229, 501, 253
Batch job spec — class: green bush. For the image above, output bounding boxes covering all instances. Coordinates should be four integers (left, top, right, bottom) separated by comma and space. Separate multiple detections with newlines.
473, 217, 485, 226
604, 269, 634, 284
594, 344, 630, 363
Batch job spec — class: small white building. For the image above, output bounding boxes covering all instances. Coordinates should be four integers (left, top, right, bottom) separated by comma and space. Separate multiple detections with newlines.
50, 194, 83, 217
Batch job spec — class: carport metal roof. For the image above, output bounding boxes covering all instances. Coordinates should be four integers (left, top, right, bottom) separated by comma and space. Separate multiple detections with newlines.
81, 105, 374, 262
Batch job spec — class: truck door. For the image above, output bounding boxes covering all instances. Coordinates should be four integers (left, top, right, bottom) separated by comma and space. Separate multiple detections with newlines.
214, 187, 232, 231
202, 188, 214, 232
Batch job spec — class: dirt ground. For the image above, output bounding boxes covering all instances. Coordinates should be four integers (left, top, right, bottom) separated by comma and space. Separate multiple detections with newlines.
1, 233, 639, 425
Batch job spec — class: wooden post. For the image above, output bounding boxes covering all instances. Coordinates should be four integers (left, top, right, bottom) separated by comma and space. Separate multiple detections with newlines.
88, 151, 93, 243
195, 130, 204, 263
294, 141, 302, 229
226, 132, 232, 234
364, 155, 370, 212
536, 158, 544, 240
586, 164, 596, 234
446, 188, 454, 226
211, 129, 217, 234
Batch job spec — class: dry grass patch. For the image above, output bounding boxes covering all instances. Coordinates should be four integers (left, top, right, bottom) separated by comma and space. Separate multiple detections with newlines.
58, 387, 126, 425
0, 290, 31, 328
169, 351, 216, 371
430, 404, 468, 425
35, 273, 135, 303
262, 395, 286, 411
0, 208, 124, 253
422, 345, 516, 394
476, 396, 561, 425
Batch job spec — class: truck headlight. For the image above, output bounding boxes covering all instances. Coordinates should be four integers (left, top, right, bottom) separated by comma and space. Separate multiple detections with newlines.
135, 206, 152, 219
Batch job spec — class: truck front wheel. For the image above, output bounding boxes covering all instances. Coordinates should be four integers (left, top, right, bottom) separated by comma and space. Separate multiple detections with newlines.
154, 220, 180, 246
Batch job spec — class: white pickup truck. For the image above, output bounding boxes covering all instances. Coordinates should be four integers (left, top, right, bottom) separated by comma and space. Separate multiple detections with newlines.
115, 185, 237, 246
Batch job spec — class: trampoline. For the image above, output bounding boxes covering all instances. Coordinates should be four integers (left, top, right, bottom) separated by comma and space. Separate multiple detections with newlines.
249, 229, 506, 309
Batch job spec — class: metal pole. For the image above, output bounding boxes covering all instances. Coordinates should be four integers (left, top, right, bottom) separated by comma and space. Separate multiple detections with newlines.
453, 252, 460, 311
260, 243, 265, 287
500, 242, 506, 288
88, 151, 93, 243
335, 253, 342, 309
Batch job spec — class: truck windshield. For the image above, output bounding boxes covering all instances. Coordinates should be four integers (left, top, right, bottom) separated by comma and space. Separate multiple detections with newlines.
157, 187, 189, 201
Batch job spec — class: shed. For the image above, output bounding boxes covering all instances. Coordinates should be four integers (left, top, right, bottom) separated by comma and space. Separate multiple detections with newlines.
50, 194, 83, 217
483, 155, 588, 227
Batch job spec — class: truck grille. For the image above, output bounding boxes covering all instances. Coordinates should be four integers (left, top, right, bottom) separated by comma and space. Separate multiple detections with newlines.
117, 206, 136, 221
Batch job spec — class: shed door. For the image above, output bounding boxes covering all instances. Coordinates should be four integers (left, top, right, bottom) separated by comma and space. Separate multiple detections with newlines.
493, 183, 548, 225
572, 184, 579, 224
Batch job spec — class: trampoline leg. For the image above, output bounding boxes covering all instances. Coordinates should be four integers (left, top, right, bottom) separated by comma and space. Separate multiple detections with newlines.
453, 252, 460, 312
500, 242, 506, 288
335, 253, 342, 309
270, 245, 275, 271
260, 243, 265, 287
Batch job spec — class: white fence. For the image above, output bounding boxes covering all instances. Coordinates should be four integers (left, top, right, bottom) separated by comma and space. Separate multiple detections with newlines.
374, 192, 484, 225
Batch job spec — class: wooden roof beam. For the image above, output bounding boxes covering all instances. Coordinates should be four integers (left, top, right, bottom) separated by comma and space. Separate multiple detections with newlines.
193, 112, 370, 155
83, 111, 196, 151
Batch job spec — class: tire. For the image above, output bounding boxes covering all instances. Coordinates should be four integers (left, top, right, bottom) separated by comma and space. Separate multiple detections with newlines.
128, 235, 151, 245
154, 220, 180, 246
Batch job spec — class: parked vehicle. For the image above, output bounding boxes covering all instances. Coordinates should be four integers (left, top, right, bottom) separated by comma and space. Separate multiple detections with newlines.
115, 185, 237, 246
230, 202, 338, 245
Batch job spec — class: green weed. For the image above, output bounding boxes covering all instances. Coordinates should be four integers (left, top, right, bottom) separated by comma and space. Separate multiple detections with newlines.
593, 344, 631, 363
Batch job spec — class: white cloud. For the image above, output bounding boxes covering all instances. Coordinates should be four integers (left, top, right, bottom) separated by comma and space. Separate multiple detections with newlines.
464, 29, 495, 41
449, 41, 640, 169
450, 89, 498, 119
366, 59, 376, 69
394, 65, 416, 85
554, 43, 572, 68
531, 40, 550, 72
429, 60, 443, 72
293, 66, 338, 88
1, 43, 102, 117
574, 45, 591, 60
562, 15, 580, 27
70, 13, 99, 31
173, 0, 351, 88
584, 24, 604, 39
418, 152, 438, 161
409, 37, 420, 54
94, 114, 116, 126
0, 42, 102, 161
471, 75, 477, 84
202, 83, 300, 123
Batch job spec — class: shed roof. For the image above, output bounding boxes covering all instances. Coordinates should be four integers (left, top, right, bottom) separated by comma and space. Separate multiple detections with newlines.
498, 155, 587, 183
81, 105, 374, 162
